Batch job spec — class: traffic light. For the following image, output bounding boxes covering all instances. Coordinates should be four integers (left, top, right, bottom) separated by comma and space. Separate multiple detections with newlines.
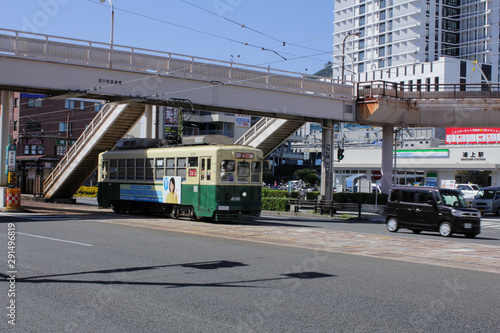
337, 148, 345, 161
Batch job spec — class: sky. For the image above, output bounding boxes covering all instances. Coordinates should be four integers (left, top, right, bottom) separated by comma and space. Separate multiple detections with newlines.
1, 0, 335, 75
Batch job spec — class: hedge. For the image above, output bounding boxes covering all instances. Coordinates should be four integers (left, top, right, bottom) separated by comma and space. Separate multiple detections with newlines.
75, 186, 98, 197
76, 186, 388, 206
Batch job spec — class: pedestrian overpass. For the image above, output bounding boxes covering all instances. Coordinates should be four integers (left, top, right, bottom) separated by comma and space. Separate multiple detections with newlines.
2, 28, 500, 200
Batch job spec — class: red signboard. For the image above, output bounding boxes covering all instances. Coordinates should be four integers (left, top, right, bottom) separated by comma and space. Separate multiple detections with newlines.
446, 128, 500, 145
188, 169, 197, 177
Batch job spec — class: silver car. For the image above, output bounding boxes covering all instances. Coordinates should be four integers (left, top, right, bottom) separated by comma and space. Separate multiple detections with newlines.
472, 186, 500, 216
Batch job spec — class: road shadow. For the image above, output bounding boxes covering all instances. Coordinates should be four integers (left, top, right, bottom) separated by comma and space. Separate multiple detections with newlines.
0, 260, 336, 288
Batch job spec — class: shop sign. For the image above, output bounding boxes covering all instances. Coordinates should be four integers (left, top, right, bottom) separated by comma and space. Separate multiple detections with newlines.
446, 128, 500, 144
460, 151, 486, 162
395, 149, 449, 158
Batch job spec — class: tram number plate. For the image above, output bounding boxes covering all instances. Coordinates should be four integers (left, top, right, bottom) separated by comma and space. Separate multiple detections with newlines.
218, 206, 229, 210
464, 223, 472, 229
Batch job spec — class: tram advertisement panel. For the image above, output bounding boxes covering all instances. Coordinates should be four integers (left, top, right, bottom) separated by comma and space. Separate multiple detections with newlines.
120, 185, 163, 203
163, 176, 182, 204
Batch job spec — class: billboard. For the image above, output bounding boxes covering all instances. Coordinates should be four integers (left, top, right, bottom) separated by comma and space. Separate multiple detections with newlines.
446, 128, 500, 145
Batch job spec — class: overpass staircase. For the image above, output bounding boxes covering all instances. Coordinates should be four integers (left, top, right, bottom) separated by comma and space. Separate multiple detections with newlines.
43, 102, 146, 199
235, 118, 305, 157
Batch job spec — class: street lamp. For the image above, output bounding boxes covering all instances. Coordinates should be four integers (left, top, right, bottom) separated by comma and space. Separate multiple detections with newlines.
100, 0, 114, 68
341, 32, 361, 83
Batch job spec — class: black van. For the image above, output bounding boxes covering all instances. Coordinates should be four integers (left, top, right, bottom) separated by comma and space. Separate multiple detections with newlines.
386, 186, 481, 238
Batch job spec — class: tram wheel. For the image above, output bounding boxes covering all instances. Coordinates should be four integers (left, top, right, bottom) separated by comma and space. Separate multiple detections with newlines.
172, 208, 179, 219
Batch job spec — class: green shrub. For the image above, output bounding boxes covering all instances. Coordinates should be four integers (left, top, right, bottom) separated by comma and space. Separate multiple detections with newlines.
75, 186, 98, 197
262, 197, 288, 211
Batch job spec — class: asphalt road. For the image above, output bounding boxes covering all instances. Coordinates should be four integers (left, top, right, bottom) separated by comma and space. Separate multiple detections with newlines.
0, 202, 499, 332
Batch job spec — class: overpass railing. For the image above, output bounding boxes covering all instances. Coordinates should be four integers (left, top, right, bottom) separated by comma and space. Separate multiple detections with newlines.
359, 81, 500, 100
43, 102, 115, 192
0, 28, 356, 100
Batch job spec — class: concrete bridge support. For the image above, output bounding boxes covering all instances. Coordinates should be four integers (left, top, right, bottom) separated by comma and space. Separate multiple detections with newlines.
381, 125, 394, 195
320, 119, 335, 201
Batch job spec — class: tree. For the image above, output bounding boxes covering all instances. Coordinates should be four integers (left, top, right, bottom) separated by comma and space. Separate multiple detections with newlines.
294, 169, 319, 186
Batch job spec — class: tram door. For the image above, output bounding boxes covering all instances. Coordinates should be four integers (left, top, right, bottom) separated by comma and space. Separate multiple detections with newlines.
199, 157, 212, 213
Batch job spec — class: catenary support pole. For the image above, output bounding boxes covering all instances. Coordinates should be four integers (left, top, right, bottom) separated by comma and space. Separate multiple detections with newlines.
381, 125, 394, 195
320, 119, 335, 201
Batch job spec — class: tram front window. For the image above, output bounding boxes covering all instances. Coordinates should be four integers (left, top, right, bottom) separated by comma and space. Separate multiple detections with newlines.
237, 161, 250, 183
221, 160, 235, 183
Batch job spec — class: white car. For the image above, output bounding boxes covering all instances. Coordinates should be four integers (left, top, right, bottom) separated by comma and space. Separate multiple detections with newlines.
456, 183, 481, 206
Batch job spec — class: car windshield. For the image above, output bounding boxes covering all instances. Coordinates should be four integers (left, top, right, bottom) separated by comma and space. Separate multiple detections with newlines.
457, 185, 471, 191
471, 185, 481, 191
436, 190, 467, 207
475, 190, 495, 200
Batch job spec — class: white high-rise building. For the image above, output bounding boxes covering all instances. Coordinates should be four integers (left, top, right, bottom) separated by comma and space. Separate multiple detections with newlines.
333, 0, 500, 85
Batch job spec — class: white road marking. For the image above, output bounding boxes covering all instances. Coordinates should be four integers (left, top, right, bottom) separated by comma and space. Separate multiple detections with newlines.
17, 232, 93, 247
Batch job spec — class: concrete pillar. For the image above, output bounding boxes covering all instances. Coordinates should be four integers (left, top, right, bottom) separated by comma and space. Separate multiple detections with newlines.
1, 91, 10, 187
320, 119, 335, 201
381, 125, 394, 194
156, 106, 165, 140
143, 104, 153, 138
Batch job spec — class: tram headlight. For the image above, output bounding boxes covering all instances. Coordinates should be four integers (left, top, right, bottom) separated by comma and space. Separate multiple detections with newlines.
242, 192, 247, 198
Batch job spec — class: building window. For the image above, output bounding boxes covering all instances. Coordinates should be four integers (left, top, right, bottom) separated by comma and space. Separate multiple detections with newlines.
65, 100, 75, 109
26, 122, 41, 132
27, 98, 42, 108
95, 103, 104, 112
59, 122, 73, 132
80, 101, 85, 110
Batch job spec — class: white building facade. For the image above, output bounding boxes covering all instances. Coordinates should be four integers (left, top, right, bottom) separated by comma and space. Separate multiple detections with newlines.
333, 0, 499, 84
329, 0, 500, 190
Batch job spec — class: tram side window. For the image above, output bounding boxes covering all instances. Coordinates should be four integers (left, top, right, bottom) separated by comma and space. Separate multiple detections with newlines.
166, 158, 175, 176
220, 160, 235, 183
126, 159, 135, 180
118, 159, 126, 180
177, 157, 186, 178
237, 161, 250, 183
136, 158, 144, 180
109, 159, 118, 180
188, 157, 198, 167
251, 161, 261, 183
145, 158, 154, 180
155, 158, 165, 180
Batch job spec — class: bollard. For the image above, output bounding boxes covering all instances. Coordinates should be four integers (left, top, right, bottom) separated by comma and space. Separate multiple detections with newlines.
5, 188, 21, 210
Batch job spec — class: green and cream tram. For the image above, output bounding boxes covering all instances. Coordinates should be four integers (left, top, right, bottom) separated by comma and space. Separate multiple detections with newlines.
97, 138, 264, 221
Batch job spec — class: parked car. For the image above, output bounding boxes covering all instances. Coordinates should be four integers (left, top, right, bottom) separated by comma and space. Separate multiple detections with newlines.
472, 186, 500, 216
455, 183, 481, 206
386, 186, 481, 238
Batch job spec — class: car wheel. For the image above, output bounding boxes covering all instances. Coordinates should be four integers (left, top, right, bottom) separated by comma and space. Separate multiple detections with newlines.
496, 207, 500, 216
464, 233, 478, 238
387, 217, 399, 232
411, 229, 421, 234
439, 222, 453, 237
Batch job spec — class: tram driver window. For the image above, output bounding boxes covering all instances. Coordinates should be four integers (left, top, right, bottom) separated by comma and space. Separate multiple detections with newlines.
109, 159, 118, 180
237, 161, 250, 183
220, 160, 235, 182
